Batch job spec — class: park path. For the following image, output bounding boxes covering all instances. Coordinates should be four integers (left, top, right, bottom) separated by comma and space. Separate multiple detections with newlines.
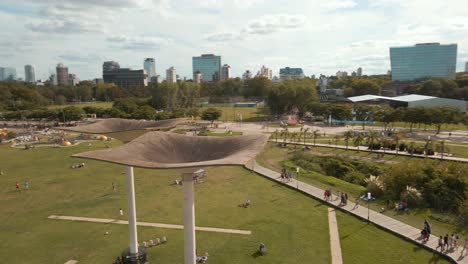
48, 215, 251, 235
328, 208, 343, 264
245, 161, 468, 264
271, 140, 468, 163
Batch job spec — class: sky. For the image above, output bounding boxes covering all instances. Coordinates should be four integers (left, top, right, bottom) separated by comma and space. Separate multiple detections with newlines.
0, 0, 467, 81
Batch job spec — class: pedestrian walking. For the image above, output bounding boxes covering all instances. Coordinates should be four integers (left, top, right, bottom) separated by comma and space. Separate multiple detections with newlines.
436, 236, 444, 252
344, 193, 348, 205
449, 234, 454, 249
452, 234, 457, 249
353, 197, 360, 209
119, 208, 123, 218
25, 180, 29, 190
336, 191, 341, 202
423, 220, 431, 241
461, 238, 468, 255
16, 181, 20, 192
444, 234, 449, 251
112, 182, 116, 192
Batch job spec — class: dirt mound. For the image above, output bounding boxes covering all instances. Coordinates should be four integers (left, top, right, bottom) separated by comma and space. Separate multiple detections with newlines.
73, 132, 269, 169
59, 118, 185, 134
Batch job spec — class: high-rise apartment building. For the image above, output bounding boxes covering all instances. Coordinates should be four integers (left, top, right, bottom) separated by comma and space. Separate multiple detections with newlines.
221, 64, 230, 80
357, 67, 362, 77
144, 58, 156, 83
257, 65, 272, 80
336, 71, 348, 78
193, 71, 202, 83
279, 67, 304, 81
390, 43, 457, 81
192, 54, 221, 82
24, 65, 36, 83
103, 62, 147, 89
56, 63, 69, 86
68, 73, 80, 86
49, 74, 58, 86
0, 67, 17, 81
166, 67, 176, 83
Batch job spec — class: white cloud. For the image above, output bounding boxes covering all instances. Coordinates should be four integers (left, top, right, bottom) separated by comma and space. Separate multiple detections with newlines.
244, 14, 306, 35
323, 0, 357, 10
107, 35, 172, 51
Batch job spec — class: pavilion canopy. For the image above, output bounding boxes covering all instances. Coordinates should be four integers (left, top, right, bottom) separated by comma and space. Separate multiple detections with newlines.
58, 118, 185, 134
73, 132, 269, 169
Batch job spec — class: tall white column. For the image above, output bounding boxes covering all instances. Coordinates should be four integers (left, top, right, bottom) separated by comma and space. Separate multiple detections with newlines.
183, 173, 196, 264
126, 166, 139, 255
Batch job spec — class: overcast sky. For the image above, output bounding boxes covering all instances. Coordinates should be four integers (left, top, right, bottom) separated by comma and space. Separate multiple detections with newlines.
0, 0, 467, 80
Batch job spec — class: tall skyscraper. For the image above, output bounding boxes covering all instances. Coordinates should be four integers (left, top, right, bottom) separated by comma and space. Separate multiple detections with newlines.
103, 61, 120, 72
24, 65, 36, 83
390, 43, 457, 81
56, 63, 69, 86
49, 74, 58, 86
193, 71, 202, 83
68, 73, 80, 86
103, 68, 147, 89
357, 67, 362, 77
257, 65, 272, 80
166, 67, 176, 83
143, 58, 156, 83
0, 67, 17, 81
192, 54, 221, 82
280, 67, 304, 81
221, 64, 230, 80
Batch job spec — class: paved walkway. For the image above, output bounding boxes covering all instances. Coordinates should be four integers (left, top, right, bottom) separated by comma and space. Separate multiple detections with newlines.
271, 140, 468, 163
48, 215, 251, 235
328, 208, 343, 264
64, 260, 78, 264
245, 161, 468, 264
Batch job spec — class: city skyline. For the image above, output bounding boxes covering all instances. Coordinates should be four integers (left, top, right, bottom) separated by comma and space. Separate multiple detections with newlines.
0, 0, 467, 80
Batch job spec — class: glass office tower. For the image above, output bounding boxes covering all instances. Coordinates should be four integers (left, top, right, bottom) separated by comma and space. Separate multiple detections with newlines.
192, 54, 221, 82
390, 43, 457, 81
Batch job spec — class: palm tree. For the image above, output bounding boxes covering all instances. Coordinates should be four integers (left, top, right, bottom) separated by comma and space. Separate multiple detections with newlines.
275, 129, 279, 143
291, 132, 297, 150
282, 128, 289, 144
343, 130, 353, 151
303, 128, 310, 146
353, 133, 364, 152
435, 140, 448, 160
334, 135, 341, 147
392, 133, 402, 154
367, 131, 380, 152
424, 137, 433, 156
313, 130, 320, 146
408, 141, 415, 156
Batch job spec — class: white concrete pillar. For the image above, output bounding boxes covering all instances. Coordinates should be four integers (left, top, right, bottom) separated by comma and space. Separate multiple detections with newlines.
183, 173, 196, 264
125, 166, 139, 255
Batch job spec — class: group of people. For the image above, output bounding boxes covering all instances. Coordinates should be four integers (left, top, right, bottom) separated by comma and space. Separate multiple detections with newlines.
394, 200, 408, 212
420, 220, 431, 241
436, 232, 468, 255
70, 163, 85, 169
280, 168, 293, 182
323, 189, 332, 201
16, 180, 29, 191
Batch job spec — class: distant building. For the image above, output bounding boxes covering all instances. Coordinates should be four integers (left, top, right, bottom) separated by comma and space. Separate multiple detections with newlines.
257, 65, 272, 80
49, 74, 58, 86
103, 61, 120, 72
0, 67, 17, 81
242, 70, 253, 80
317, 74, 329, 93
103, 68, 147, 88
68, 73, 80, 86
144, 58, 156, 83
336, 71, 348, 78
150, 75, 161, 84
56, 63, 69, 86
465, 61, 468, 72
357, 67, 362, 77
193, 71, 202, 84
166, 67, 176, 83
94, 78, 104, 85
24, 65, 36, 83
390, 43, 457, 81
279, 67, 304, 81
192, 54, 221, 82
348, 94, 466, 112
351, 71, 357, 77
221, 64, 230, 80
272, 76, 280, 83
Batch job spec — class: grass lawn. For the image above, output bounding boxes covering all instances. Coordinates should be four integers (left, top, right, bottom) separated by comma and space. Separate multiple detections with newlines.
0, 138, 451, 263
336, 211, 449, 264
199, 106, 270, 122
47, 102, 114, 110
202, 131, 243, 137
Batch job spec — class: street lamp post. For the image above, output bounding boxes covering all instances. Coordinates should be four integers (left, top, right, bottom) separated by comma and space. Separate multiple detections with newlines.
367, 192, 371, 223
296, 167, 300, 190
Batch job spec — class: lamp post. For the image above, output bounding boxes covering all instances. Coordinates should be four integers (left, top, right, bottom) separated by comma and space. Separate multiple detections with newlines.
296, 167, 300, 190
367, 192, 371, 223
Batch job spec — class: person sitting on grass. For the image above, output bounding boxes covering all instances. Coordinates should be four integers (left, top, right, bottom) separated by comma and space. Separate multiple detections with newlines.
239, 198, 251, 208
259, 243, 266, 255
196, 252, 209, 263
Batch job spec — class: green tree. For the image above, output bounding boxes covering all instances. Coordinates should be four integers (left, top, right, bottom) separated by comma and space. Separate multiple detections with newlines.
349, 79, 381, 96
61, 106, 84, 121
131, 105, 156, 120
419, 80, 442, 96
267, 79, 317, 114
201, 108, 222, 127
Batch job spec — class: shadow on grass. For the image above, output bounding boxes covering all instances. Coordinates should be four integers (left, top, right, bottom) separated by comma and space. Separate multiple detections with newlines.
251, 250, 264, 258
340, 223, 369, 240
428, 252, 448, 264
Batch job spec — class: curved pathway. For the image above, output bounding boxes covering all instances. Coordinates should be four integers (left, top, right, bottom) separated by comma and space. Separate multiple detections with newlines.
245, 161, 467, 264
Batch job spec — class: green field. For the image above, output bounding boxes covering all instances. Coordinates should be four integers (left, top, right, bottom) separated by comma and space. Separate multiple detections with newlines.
0, 138, 450, 263
200, 106, 270, 122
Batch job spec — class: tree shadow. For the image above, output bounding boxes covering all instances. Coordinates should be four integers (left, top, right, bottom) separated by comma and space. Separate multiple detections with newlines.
340, 224, 368, 240
251, 250, 264, 258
